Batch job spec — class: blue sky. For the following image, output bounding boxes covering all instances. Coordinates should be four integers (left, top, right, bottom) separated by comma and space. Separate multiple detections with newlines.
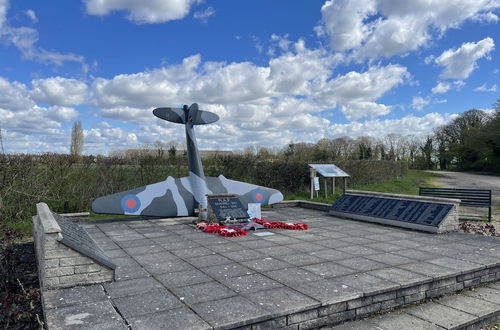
0, 0, 498, 154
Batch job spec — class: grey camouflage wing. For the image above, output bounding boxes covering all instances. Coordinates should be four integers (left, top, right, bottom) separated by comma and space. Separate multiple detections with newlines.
91, 176, 196, 217
205, 175, 284, 208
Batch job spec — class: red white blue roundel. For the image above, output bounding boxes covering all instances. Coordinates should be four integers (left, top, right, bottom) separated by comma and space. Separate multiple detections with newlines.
121, 195, 141, 213
251, 189, 265, 204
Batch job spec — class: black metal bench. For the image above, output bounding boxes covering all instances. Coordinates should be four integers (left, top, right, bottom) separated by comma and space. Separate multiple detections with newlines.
419, 187, 492, 222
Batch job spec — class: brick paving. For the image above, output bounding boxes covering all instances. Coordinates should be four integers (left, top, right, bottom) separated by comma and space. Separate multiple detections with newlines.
42, 206, 500, 329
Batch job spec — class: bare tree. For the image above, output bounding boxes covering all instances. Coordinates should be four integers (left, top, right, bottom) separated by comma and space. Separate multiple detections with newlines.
167, 140, 178, 158
0, 124, 4, 154
70, 120, 84, 156
154, 140, 166, 158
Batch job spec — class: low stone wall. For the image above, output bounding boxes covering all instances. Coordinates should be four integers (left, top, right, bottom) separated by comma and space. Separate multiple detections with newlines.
273, 200, 331, 212
250, 265, 500, 329
32, 203, 114, 290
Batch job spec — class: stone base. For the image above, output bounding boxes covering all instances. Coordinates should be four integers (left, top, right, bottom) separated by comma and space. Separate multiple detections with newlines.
33, 203, 115, 290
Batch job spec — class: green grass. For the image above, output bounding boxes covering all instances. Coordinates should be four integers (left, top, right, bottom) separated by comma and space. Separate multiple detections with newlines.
354, 170, 442, 195
1, 211, 140, 240
88, 211, 140, 221
285, 191, 344, 205
3, 220, 33, 237
285, 170, 442, 205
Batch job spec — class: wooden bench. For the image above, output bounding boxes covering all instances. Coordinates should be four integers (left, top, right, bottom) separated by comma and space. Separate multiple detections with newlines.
419, 187, 492, 222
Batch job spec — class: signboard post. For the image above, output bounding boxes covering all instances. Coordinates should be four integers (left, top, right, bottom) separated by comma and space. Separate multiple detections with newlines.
308, 164, 350, 197
310, 168, 315, 199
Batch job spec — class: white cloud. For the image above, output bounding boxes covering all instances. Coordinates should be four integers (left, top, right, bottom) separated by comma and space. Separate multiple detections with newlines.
329, 112, 456, 138
0, 104, 77, 133
90, 46, 405, 124
0, 0, 8, 28
435, 37, 495, 79
193, 6, 215, 23
472, 11, 499, 23
271, 34, 292, 52
0, 77, 79, 145
317, 64, 408, 119
411, 95, 448, 110
0, 128, 70, 154
99, 106, 152, 124
31, 77, 88, 106
85, 127, 138, 145
91, 54, 201, 108
341, 102, 391, 120
90, 43, 341, 110
0, 35, 417, 154
25, 9, 37, 23
0, 77, 34, 111
0, 0, 85, 66
318, 65, 408, 104
318, 0, 377, 51
84, 0, 200, 24
475, 83, 497, 92
411, 96, 430, 111
318, 0, 500, 60
424, 55, 435, 64
431, 82, 450, 94
46, 106, 79, 122
453, 80, 466, 89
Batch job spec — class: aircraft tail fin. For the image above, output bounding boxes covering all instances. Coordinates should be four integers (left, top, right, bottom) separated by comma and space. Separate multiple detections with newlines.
153, 104, 219, 125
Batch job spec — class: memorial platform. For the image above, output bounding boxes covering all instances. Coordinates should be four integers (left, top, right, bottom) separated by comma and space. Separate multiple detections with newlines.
42, 206, 500, 329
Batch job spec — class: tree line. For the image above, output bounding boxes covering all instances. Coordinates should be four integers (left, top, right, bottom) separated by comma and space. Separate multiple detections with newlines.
433, 100, 500, 172
99, 100, 498, 174
249, 99, 500, 173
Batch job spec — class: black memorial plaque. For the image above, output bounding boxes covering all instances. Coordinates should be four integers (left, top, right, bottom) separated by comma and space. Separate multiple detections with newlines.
330, 194, 453, 227
208, 197, 248, 220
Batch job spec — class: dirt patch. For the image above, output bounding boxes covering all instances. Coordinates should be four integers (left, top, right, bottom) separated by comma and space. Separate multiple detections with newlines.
459, 222, 499, 237
0, 241, 44, 329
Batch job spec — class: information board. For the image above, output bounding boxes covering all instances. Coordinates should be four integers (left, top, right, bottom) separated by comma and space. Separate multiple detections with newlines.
309, 164, 349, 177
313, 177, 320, 191
247, 203, 262, 219
208, 197, 249, 220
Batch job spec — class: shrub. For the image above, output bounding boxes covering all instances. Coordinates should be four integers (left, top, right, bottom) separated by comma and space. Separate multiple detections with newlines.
1, 153, 407, 234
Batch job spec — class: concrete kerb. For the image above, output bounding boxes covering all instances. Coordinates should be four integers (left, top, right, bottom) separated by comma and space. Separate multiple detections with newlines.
36, 202, 62, 235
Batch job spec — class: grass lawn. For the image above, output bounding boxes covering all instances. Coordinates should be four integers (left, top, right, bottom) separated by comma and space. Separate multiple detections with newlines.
285, 170, 442, 205
88, 211, 141, 221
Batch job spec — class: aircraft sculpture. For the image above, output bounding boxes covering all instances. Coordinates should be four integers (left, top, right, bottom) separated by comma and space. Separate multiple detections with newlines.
92, 103, 284, 220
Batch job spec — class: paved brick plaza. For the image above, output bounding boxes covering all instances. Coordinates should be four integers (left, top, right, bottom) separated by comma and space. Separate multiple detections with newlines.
42, 206, 500, 329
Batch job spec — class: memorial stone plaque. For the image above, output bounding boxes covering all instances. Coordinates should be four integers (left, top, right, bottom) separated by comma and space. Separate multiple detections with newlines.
53, 213, 116, 269
329, 193, 456, 233
208, 196, 249, 221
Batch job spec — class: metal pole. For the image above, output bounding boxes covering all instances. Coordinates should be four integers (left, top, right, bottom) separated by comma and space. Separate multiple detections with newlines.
332, 177, 335, 195
324, 177, 327, 199
310, 169, 314, 200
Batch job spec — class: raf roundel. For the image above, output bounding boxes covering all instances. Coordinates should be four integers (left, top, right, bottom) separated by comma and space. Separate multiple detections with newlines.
121, 195, 141, 213
252, 189, 265, 204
